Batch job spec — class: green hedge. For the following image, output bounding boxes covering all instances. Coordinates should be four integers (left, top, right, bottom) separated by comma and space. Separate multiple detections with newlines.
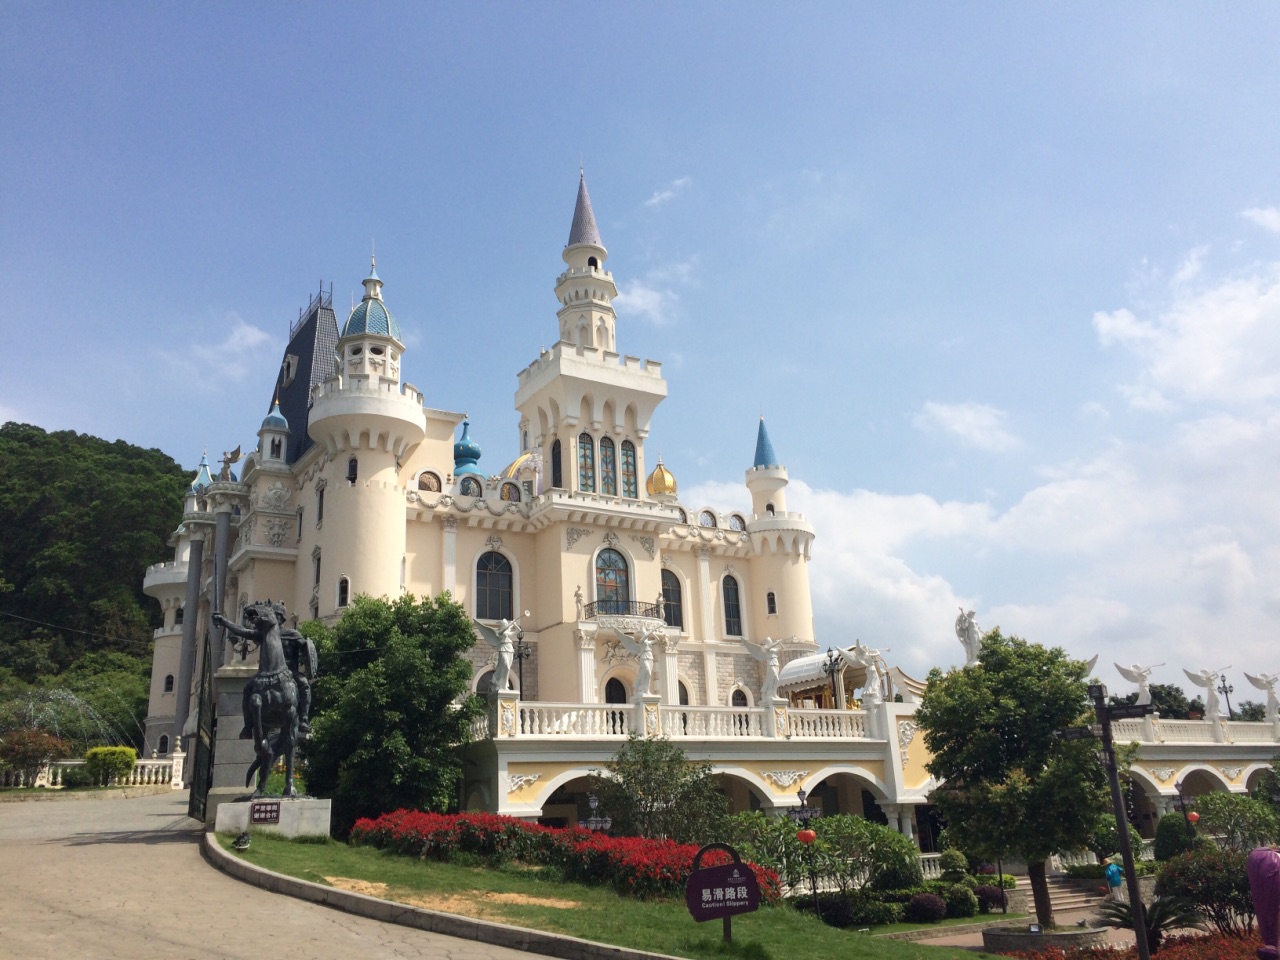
84, 746, 136, 785
1066, 860, 1156, 879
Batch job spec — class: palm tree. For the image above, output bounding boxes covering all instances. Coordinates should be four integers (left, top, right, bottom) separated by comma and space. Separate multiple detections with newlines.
1096, 896, 1205, 953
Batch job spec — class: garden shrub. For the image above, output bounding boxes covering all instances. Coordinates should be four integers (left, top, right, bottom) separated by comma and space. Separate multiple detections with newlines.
801, 893, 903, 928
942, 883, 978, 918
1153, 813, 1200, 861
84, 746, 136, 785
59, 765, 94, 789
974, 883, 1006, 913
870, 854, 924, 891
938, 848, 969, 882
0, 728, 71, 783
904, 892, 947, 923
1155, 845, 1254, 938
844, 895, 902, 927
1066, 861, 1155, 879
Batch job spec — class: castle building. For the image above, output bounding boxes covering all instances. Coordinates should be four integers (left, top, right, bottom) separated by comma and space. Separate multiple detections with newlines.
143, 175, 1280, 837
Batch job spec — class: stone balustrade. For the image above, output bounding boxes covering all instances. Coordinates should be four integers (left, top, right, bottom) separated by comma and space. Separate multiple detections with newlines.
1, 756, 182, 789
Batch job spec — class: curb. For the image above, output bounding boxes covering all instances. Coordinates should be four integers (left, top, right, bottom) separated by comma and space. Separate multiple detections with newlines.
201, 833, 688, 960
878, 916, 1032, 942
0, 784, 175, 804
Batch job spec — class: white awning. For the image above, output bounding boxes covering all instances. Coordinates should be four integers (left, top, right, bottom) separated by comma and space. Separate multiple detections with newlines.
777, 650, 870, 693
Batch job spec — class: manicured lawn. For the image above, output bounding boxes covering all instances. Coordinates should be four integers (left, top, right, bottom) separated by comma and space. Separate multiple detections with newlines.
218, 833, 1005, 960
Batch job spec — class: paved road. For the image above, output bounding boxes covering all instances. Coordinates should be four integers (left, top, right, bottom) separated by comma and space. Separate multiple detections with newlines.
0, 791, 542, 960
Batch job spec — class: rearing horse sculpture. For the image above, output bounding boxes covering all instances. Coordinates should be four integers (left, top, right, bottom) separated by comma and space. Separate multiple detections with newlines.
212, 601, 300, 798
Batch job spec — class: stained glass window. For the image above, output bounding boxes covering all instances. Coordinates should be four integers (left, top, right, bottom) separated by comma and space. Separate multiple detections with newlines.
723, 575, 743, 636
552, 440, 563, 488
595, 548, 629, 615
621, 441, 638, 498
476, 551, 513, 620
501, 482, 521, 502
578, 433, 595, 492
460, 476, 482, 497
661, 569, 683, 629
418, 472, 441, 492
599, 437, 617, 495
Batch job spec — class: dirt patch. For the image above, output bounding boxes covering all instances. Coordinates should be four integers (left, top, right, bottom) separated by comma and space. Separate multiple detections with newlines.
483, 892, 580, 909
325, 877, 389, 897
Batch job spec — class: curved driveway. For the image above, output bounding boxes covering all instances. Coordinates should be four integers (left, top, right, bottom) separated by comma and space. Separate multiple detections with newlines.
0, 791, 541, 960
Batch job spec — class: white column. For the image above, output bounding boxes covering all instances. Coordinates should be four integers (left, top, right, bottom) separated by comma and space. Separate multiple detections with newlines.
697, 546, 716, 703
442, 516, 458, 595
660, 635, 679, 704
576, 629, 597, 702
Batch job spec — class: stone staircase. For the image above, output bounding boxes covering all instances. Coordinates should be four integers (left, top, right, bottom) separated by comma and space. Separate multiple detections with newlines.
1015, 875, 1109, 916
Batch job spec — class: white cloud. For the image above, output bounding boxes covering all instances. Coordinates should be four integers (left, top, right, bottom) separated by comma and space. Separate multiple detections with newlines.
0, 402, 26, 426
155, 314, 277, 390
614, 258, 697, 327
913, 401, 1020, 451
644, 177, 691, 208
1242, 207, 1280, 233
1173, 245, 1208, 285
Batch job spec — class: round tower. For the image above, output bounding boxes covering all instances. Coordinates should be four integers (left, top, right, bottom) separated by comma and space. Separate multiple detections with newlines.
745, 418, 816, 644
555, 171, 618, 352
306, 260, 425, 612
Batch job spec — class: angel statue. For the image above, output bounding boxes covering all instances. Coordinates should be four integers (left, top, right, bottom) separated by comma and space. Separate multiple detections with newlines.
616, 624, 662, 699
1184, 665, 1231, 720
955, 608, 981, 665
744, 636, 790, 701
1245, 672, 1280, 723
473, 612, 529, 694
1115, 662, 1163, 706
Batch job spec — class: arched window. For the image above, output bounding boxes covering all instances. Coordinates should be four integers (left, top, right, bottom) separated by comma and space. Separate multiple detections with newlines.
316, 488, 324, 525
605, 678, 627, 703
460, 476, 482, 497
731, 688, 749, 707
661, 569, 683, 629
578, 433, 595, 492
595, 548, 629, 615
269, 438, 282, 459
295, 507, 303, 541
766, 591, 777, 615
599, 436, 617, 495
588, 256, 599, 269
337, 577, 350, 608
621, 441, 638, 498
174, 607, 184, 626
164, 674, 174, 693
476, 552, 513, 620
699, 510, 717, 528
418, 472, 441, 492
313, 552, 321, 587
678, 682, 690, 706
500, 482, 521, 502
766, 502, 776, 516
551, 439, 563, 488
158, 735, 169, 755
723, 575, 743, 636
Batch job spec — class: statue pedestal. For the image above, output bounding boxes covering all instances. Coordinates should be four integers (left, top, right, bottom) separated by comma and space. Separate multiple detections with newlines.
214, 797, 331, 838
634, 693, 661, 737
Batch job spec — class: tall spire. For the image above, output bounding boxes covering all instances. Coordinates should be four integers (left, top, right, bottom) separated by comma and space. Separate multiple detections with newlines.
753, 417, 780, 469
567, 169, 602, 248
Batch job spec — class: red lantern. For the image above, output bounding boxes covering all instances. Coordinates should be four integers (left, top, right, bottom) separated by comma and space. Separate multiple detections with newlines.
1187, 811, 1200, 824
796, 828, 817, 845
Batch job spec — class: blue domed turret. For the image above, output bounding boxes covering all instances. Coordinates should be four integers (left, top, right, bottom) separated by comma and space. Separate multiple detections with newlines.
342, 257, 401, 340
190, 454, 213, 494
453, 420, 483, 477
261, 400, 288, 432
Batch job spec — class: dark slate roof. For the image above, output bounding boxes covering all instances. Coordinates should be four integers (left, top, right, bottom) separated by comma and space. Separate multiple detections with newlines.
567, 171, 602, 248
274, 287, 340, 465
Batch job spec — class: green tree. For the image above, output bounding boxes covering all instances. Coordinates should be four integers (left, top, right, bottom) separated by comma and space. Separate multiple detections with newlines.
302, 593, 481, 834
1155, 845, 1255, 937
1109, 683, 1192, 720
1192, 791, 1279, 853
915, 630, 1108, 928
1237, 700, 1267, 722
586, 734, 728, 843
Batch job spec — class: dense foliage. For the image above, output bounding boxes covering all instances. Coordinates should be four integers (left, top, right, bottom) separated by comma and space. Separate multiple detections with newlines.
1193, 791, 1280, 853
348, 808, 782, 903
915, 629, 1106, 927
83, 745, 138, 785
0, 727, 71, 781
1096, 895, 1206, 954
1153, 811, 1201, 861
1005, 933, 1263, 959
1108, 683, 1194, 720
303, 593, 482, 833
1155, 845, 1255, 938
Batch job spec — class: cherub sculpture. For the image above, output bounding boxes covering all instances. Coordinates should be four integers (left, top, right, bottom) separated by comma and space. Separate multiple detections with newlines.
1245, 672, 1280, 723
1115, 662, 1163, 706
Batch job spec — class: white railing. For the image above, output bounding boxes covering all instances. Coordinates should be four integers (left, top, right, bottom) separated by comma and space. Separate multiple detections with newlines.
1, 758, 176, 789
1157, 720, 1217, 743
660, 706, 766, 738
919, 853, 942, 879
1111, 719, 1146, 741
789, 708, 867, 739
517, 703, 636, 737
469, 714, 491, 741
1226, 722, 1275, 742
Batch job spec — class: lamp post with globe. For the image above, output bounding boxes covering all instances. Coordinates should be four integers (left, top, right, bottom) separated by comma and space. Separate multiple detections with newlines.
789, 787, 821, 917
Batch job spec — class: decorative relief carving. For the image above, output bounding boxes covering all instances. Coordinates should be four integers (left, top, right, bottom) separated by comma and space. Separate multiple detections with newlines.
499, 700, 516, 737
486, 535, 503, 550
897, 719, 918, 769
237, 518, 254, 547
1150, 767, 1175, 783
508, 773, 541, 793
644, 703, 660, 737
632, 535, 656, 559
601, 636, 636, 665
762, 769, 808, 789
697, 546, 712, 561
575, 629, 596, 651
566, 527, 592, 548
774, 707, 789, 738
265, 518, 289, 547
724, 563, 737, 575
1220, 766, 1243, 781
443, 516, 458, 532
603, 532, 620, 548
261, 481, 291, 510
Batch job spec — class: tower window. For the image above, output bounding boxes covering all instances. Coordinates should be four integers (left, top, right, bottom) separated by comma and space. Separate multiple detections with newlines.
314, 552, 322, 587
500, 482, 521, 502
337, 577, 350, 608
347, 457, 358, 484
296, 507, 303, 541
460, 476, 482, 497
595, 548, 629, 615
174, 607, 184, 626
731, 689, 749, 707
661, 569, 683, 629
599, 437, 616, 496
766, 502, 776, 516
158, 735, 169, 755
588, 256, 599, 268
767, 591, 777, 615
551, 440, 563, 489
621, 441, 638, 498
164, 674, 174, 693
476, 551, 514, 620
269, 438, 282, 459
578, 433, 596, 492
605, 677, 627, 703
316, 488, 325, 526
723, 575, 743, 636
418, 471, 441, 492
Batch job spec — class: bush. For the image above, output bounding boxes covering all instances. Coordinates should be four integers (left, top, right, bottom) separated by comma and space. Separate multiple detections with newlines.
938, 848, 969, 882
84, 746, 137, 785
0, 727, 71, 783
974, 883, 1006, 913
904, 892, 948, 923
59, 765, 94, 789
870, 853, 924, 891
802, 892, 903, 928
1066, 861, 1156, 879
1153, 813, 1200, 861
942, 883, 978, 918
1155, 845, 1254, 938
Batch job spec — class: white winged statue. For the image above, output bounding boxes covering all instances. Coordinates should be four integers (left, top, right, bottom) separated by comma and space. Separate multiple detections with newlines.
1115, 662, 1163, 706
1183, 666, 1231, 720
614, 623, 663, 699
1245, 672, 1280, 722
473, 612, 529, 693
744, 636, 792, 702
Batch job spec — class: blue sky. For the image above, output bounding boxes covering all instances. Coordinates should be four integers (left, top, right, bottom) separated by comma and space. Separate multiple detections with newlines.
5, 3, 1280, 695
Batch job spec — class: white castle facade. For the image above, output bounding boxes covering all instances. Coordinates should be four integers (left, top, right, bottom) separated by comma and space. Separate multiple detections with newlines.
143, 175, 1280, 839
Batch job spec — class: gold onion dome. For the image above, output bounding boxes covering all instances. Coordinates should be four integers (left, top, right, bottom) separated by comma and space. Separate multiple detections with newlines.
646, 458, 677, 496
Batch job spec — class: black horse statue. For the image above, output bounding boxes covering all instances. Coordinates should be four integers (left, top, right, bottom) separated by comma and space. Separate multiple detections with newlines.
212, 601, 300, 798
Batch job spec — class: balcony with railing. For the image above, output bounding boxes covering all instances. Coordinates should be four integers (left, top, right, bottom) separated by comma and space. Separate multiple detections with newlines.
582, 600, 663, 620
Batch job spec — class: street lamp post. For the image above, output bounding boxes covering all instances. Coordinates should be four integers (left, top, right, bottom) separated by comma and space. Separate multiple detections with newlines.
789, 787, 821, 918
1173, 779, 1198, 839
577, 794, 612, 833
513, 637, 531, 695
821, 649, 843, 708
1217, 674, 1235, 721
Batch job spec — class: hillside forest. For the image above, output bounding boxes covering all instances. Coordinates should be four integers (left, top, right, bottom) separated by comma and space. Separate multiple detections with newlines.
0, 422, 190, 752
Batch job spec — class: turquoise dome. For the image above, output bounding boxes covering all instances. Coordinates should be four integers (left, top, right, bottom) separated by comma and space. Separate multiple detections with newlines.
261, 401, 288, 432
453, 420, 483, 477
189, 454, 213, 494
343, 296, 400, 339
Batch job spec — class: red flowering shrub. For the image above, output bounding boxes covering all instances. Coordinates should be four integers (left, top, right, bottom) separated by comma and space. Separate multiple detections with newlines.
1005, 932, 1261, 959
349, 809, 781, 904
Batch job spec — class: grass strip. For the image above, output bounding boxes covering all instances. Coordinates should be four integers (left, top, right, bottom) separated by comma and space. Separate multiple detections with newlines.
217, 832, 1002, 960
